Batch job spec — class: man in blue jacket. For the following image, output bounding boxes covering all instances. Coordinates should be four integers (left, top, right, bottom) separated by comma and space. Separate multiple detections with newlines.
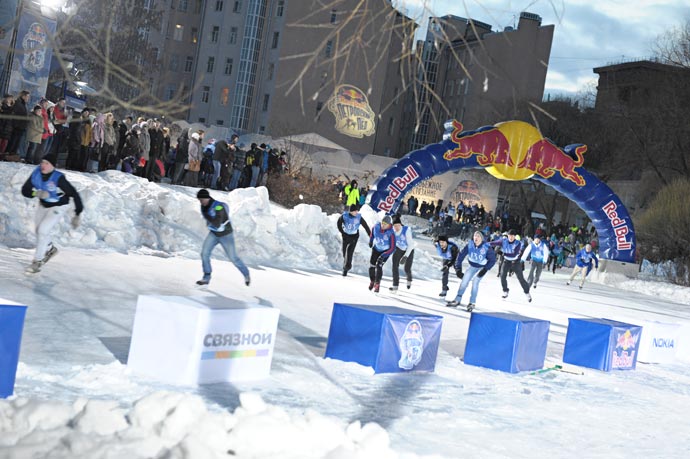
521, 234, 550, 289
490, 229, 532, 301
567, 243, 598, 289
446, 231, 496, 312
434, 235, 459, 297
196, 189, 250, 286
368, 215, 396, 293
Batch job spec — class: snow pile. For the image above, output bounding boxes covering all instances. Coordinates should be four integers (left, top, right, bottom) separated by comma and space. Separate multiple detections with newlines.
0, 392, 416, 459
0, 163, 438, 277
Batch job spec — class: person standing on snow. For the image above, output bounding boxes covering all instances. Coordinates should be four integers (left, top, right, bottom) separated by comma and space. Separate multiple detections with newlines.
521, 234, 550, 289
336, 204, 371, 277
367, 215, 396, 293
434, 234, 459, 298
446, 231, 497, 312
21, 153, 83, 273
490, 229, 531, 301
344, 179, 360, 209
567, 243, 598, 289
195, 189, 250, 287
389, 215, 415, 292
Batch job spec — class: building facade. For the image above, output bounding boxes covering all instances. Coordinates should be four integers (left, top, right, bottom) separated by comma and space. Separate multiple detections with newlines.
400, 12, 554, 155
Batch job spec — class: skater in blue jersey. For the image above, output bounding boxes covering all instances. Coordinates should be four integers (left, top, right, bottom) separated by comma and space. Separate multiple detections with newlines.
336, 204, 371, 276
368, 215, 396, 293
521, 234, 550, 289
446, 231, 496, 312
567, 244, 598, 289
389, 215, 415, 291
21, 153, 83, 273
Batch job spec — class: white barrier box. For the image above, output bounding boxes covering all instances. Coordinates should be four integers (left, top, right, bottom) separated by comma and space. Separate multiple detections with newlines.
128, 296, 280, 385
637, 320, 681, 364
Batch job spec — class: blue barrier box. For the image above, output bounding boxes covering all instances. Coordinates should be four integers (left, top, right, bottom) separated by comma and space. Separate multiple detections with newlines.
464, 312, 550, 373
1, 300, 28, 398
563, 318, 642, 371
325, 303, 443, 373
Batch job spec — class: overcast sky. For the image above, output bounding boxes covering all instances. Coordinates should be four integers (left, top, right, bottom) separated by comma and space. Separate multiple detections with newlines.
394, 0, 690, 96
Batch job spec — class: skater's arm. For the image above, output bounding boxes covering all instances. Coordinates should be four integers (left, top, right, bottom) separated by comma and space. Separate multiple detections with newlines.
520, 243, 532, 262
454, 245, 468, 270
485, 246, 497, 271
382, 233, 396, 258
336, 215, 345, 235
403, 227, 415, 257
360, 218, 371, 237
21, 176, 35, 199
58, 176, 84, 215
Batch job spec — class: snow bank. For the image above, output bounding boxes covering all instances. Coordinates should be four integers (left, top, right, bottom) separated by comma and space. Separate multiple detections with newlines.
0, 163, 438, 277
0, 391, 416, 459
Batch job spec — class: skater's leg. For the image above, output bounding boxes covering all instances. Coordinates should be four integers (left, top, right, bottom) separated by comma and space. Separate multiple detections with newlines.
34, 206, 66, 261
200, 233, 219, 276
218, 232, 250, 278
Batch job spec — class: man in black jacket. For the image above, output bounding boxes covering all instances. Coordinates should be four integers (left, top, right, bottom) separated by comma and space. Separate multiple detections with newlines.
174, 130, 190, 184
196, 189, 250, 286
7, 90, 30, 159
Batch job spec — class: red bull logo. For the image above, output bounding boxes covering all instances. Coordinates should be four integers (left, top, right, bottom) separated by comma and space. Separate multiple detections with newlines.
443, 121, 514, 167
517, 139, 587, 186
603, 201, 632, 251
616, 329, 639, 351
442, 120, 587, 186
377, 165, 419, 212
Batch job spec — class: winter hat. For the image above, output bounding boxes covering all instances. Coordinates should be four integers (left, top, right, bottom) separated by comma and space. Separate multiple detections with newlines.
473, 231, 485, 241
42, 153, 57, 167
191, 132, 200, 141
381, 215, 392, 226
349, 204, 358, 212
533, 234, 541, 240
392, 215, 402, 225
437, 235, 448, 242
508, 229, 517, 236
196, 189, 211, 199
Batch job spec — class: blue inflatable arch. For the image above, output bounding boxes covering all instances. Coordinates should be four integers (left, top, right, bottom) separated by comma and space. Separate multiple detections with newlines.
366, 120, 636, 263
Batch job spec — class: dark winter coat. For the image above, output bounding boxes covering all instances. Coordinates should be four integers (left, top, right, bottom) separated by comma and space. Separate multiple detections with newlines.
232, 147, 246, 170
175, 133, 189, 163
0, 102, 13, 139
11, 98, 29, 130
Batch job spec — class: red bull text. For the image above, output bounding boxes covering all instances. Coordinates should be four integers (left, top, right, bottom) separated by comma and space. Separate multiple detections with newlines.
602, 201, 632, 251
517, 140, 587, 186
443, 121, 514, 167
612, 350, 636, 369
377, 165, 419, 212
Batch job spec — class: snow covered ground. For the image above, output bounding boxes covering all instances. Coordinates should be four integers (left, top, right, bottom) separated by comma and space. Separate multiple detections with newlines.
1, 162, 689, 459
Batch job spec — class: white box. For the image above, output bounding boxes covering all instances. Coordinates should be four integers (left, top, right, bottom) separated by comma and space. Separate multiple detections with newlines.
636, 320, 681, 364
128, 295, 280, 385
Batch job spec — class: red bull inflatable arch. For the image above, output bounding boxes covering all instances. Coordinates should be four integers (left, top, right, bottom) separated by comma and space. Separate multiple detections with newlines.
367, 120, 636, 263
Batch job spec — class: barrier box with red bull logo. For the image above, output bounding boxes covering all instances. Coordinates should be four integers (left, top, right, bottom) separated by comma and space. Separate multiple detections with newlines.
463, 312, 550, 373
563, 318, 642, 371
0, 298, 28, 398
325, 303, 443, 374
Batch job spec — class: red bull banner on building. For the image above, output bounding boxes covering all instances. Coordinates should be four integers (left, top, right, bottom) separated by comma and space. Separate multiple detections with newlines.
367, 119, 636, 263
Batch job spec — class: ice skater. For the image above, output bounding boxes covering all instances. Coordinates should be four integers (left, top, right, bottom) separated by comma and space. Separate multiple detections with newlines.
490, 229, 532, 302
195, 189, 250, 286
567, 243, 598, 289
434, 235, 459, 298
521, 234, 550, 289
389, 215, 415, 292
21, 153, 83, 273
336, 204, 371, 276
367, 215, 396, 293
446, 231, 496, 311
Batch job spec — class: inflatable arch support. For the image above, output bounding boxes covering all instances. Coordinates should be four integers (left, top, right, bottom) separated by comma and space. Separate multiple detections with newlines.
366, 120, 636, 263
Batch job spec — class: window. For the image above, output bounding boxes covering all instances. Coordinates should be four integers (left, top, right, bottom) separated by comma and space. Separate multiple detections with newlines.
330, 9, 337, 24
267, 63, 274, 80
220, 88, 230, 105
276, 0, 284, 16
217, 120, 224, 125
173, 24, 184, 41
215, 0, 223, 11
201, 86, 210, 103
233, 0, 241, 12
325, 40, 333, 58
271, 31, 279, 48
184, 56, 193, 72
259, 126, 265, 134
207, 56, 215, 73
165, 85, 176, 101
169, 54, 179, 71
178, 0, 188, 11
191, 27, 198, 43
388, 117, 395, 136
144, 0, 154, 10
224, 58, 233, 75
211, 26, 219, 43
194, 0, 202, 13
316, 101, 323, 115
229, 27, 237, 44
199, 117, 206, 123
262, 94, 270, 111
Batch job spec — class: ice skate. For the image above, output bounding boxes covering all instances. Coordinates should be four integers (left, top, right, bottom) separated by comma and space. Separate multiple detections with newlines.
526, 293, 532, 303
245, 275, 251, 286
373, 283, 380, 293
42, 245, 58, 264
196, 274, 211, 285
25, 260, 43, 274
389, 286, 398, 292
466, 303, 476, 312
439, 289, 448, 297
502, 290, 509, 299
445, 300, 460, 308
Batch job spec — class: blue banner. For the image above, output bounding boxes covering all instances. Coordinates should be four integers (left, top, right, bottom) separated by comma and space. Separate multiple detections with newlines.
0, 0, 20, 83
7, 10, 56, 103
